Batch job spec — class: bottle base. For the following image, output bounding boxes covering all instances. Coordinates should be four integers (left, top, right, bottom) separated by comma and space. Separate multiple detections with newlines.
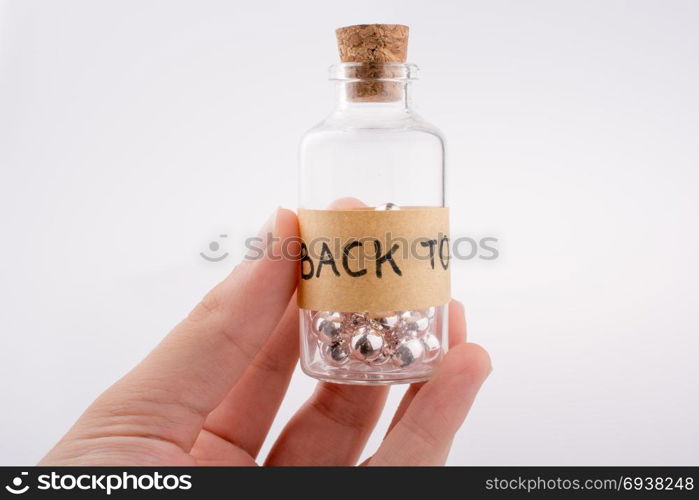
301, 363, 434, 385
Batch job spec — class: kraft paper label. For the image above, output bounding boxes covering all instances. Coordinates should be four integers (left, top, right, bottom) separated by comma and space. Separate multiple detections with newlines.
298, 207, 451, 312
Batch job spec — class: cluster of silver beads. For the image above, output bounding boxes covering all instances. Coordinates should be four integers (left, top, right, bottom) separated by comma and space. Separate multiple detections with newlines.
310, 308, 441, 368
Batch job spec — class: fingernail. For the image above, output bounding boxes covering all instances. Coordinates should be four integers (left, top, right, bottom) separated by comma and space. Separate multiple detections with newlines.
245, 207, 280, 260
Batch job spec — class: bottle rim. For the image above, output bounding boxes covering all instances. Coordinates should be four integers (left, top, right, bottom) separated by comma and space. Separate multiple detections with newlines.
328, 62, 419, 82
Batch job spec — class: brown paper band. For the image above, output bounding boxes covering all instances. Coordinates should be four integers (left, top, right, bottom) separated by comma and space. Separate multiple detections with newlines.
298, 207, 451, 312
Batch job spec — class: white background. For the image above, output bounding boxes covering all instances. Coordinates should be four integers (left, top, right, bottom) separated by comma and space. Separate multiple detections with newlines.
1, 0, 698, 465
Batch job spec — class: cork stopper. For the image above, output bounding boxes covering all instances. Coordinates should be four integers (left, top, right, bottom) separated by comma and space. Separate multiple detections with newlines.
335, 24, 409, 63
335, 24, 410, 102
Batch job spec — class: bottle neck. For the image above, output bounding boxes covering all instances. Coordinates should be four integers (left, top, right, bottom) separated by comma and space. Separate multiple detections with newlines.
335, 80, 413, 111
329, 62, 418, 113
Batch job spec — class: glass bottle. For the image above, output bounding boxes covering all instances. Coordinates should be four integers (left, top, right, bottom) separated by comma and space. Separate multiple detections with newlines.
298, 61, 448, 384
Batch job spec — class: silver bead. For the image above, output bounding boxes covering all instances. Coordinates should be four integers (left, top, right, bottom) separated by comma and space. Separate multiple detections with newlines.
375, 202, 400, 211
367, 311, 401, 330
392, 338, 425, 367
400, 311, 430, 336
423, 306, 436, 321
349, 326, 384, 362
322, 341, 350, 366
422, 333, 441, 362
312, 311, 345, 344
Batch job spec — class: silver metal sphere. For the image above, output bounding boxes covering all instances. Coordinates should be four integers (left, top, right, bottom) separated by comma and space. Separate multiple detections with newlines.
400, 311, 430, 336
368, 311, 401, 330
349, 326, 384, 362
392, 337, 425, 367
312, 311, 345, 344
422, 333, 441, 362
321, 341, 350, 366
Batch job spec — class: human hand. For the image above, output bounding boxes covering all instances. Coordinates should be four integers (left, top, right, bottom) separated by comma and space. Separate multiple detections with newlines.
40, 208, 491, 466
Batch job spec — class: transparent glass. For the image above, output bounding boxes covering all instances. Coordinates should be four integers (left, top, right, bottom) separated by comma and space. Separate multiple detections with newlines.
299, 62, 447, 384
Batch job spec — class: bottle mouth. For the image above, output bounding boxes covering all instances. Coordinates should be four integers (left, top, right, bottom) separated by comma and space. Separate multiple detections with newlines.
329, 62, 419, 82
